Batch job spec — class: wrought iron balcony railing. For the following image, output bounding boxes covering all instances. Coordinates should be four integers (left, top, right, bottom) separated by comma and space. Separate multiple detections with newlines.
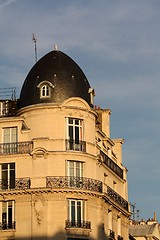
107, 186, 129, 211
66, 139, 86, 152
46, 176, 102, 193
0, 221, 16, 230
65, 220, 91, 229
0, 141, 33, 155
0, 178, 30, 190
100, 150, 123, 179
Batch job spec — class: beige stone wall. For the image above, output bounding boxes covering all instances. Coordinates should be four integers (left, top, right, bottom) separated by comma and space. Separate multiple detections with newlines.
0, 97, 130, 239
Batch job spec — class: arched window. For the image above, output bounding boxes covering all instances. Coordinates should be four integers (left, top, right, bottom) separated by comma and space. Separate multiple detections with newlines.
41, 84, 50, 97
37, 81, 54, 99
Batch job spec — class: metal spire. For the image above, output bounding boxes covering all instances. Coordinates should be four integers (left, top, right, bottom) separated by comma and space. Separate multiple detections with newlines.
32, 33, 38, 63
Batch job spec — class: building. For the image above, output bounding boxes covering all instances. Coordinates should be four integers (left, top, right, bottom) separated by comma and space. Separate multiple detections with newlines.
129, 214, 160, 240
0, 47, 130, 239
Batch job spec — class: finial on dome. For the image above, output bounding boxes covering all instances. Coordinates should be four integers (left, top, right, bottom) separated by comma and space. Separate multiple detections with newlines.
54, 44, 58, 51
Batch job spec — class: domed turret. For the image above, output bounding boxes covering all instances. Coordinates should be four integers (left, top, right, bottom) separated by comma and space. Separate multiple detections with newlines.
18, 49, 93, 109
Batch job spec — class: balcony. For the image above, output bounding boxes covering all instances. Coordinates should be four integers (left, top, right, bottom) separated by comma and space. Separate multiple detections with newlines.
66, 139, 86, 152
0, 221, 16, 230
46, 176, 102, 193
65, 220, 91, 229
0, 178, 30, 190
107, 186, 129, 211
0, 141, 33, 155
100, 150, 123, 179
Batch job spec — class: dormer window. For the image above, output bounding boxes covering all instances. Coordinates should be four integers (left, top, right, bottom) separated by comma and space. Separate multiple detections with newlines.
37, 81, 54, 99
41, 85, 50, 97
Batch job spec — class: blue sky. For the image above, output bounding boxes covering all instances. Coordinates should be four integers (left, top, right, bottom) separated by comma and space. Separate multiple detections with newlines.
1, 0, 160, 221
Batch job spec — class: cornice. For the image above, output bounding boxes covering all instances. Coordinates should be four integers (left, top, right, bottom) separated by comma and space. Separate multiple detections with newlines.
0, 187, 103, 199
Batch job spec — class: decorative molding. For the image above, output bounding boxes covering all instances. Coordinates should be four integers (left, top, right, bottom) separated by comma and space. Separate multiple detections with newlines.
30, 147, 48, 159
33, 193, 45, 225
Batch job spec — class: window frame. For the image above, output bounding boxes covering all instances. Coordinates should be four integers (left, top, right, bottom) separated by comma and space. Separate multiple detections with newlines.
68, 199, 84, 224
3, 127, 18, 154
67, 160, 83, 178
66, 118, 83, 143
40, 84, 51, 98
37, 81, 54, 99
0, 200, 15, 229
66, 118, 86, 152
3, 127, 17, 144
0, 163, 15, 190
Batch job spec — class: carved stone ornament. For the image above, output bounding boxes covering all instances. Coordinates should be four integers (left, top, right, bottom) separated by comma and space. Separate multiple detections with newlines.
33, 193, 45, 225
30, 147, 48, 160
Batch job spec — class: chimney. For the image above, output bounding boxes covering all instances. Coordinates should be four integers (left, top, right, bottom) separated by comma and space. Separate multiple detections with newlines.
95, 108, 111, 137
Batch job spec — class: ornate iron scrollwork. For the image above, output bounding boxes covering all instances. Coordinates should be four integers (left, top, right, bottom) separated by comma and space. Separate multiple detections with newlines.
107, 186, 128, 211
46, 176, 102, 193
65, 220, 91, 229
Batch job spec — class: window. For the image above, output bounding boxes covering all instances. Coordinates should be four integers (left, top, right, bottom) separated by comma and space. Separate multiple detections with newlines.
0, 201, 15, 230
66, 199, 91, 229
3, 127, 17, 154
0, 163, 15, 190
41, 84, 50, 98
37, 81, 54, 99
67, 161, 83, 178
68, 199, 84, 227
66, 118, 85, 151
67, 161, 83, 188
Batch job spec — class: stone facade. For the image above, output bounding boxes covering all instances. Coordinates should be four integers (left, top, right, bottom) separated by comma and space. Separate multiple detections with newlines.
0, 49, 130, 240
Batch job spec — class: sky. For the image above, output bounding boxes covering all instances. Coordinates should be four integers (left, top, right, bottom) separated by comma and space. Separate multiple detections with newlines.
0, 0, 160, 222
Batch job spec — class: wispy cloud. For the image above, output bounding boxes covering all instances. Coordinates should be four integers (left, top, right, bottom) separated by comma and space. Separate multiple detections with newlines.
0, 0, 16, 11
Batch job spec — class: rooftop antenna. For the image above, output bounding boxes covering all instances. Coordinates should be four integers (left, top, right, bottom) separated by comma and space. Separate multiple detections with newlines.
130, 202, 136, 221
137, 209, 140, 222
32, 33, 38, 63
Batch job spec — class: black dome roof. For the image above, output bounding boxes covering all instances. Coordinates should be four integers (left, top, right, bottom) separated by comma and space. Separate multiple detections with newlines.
18, 50, 92, 109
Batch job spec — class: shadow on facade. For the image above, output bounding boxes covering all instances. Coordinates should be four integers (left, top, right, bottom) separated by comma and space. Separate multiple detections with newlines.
5, 224, 110, 240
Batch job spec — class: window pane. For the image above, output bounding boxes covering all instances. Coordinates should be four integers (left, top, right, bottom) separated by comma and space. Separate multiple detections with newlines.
81, 163, 83, 177
69, 162, 74, 176
2, 202, 7, 228
69, 118, 73, 124
2, 163, 7, 170
2, 170, 8, 180
76, 162, 80, 177
46, 86, 49, 96
77, 201, 82, 222
42, 86, 45, 96
71, 201, 75, 221
4, 128, 10, 143
2, 166, 8, 189
10, 163, 15, 170
11, 128, 17, 142
8, 201, 12, 228
69, 126, 73, 141
10, 169, 15, 189
75, 119, 79, 125
75, 127, 79, 143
